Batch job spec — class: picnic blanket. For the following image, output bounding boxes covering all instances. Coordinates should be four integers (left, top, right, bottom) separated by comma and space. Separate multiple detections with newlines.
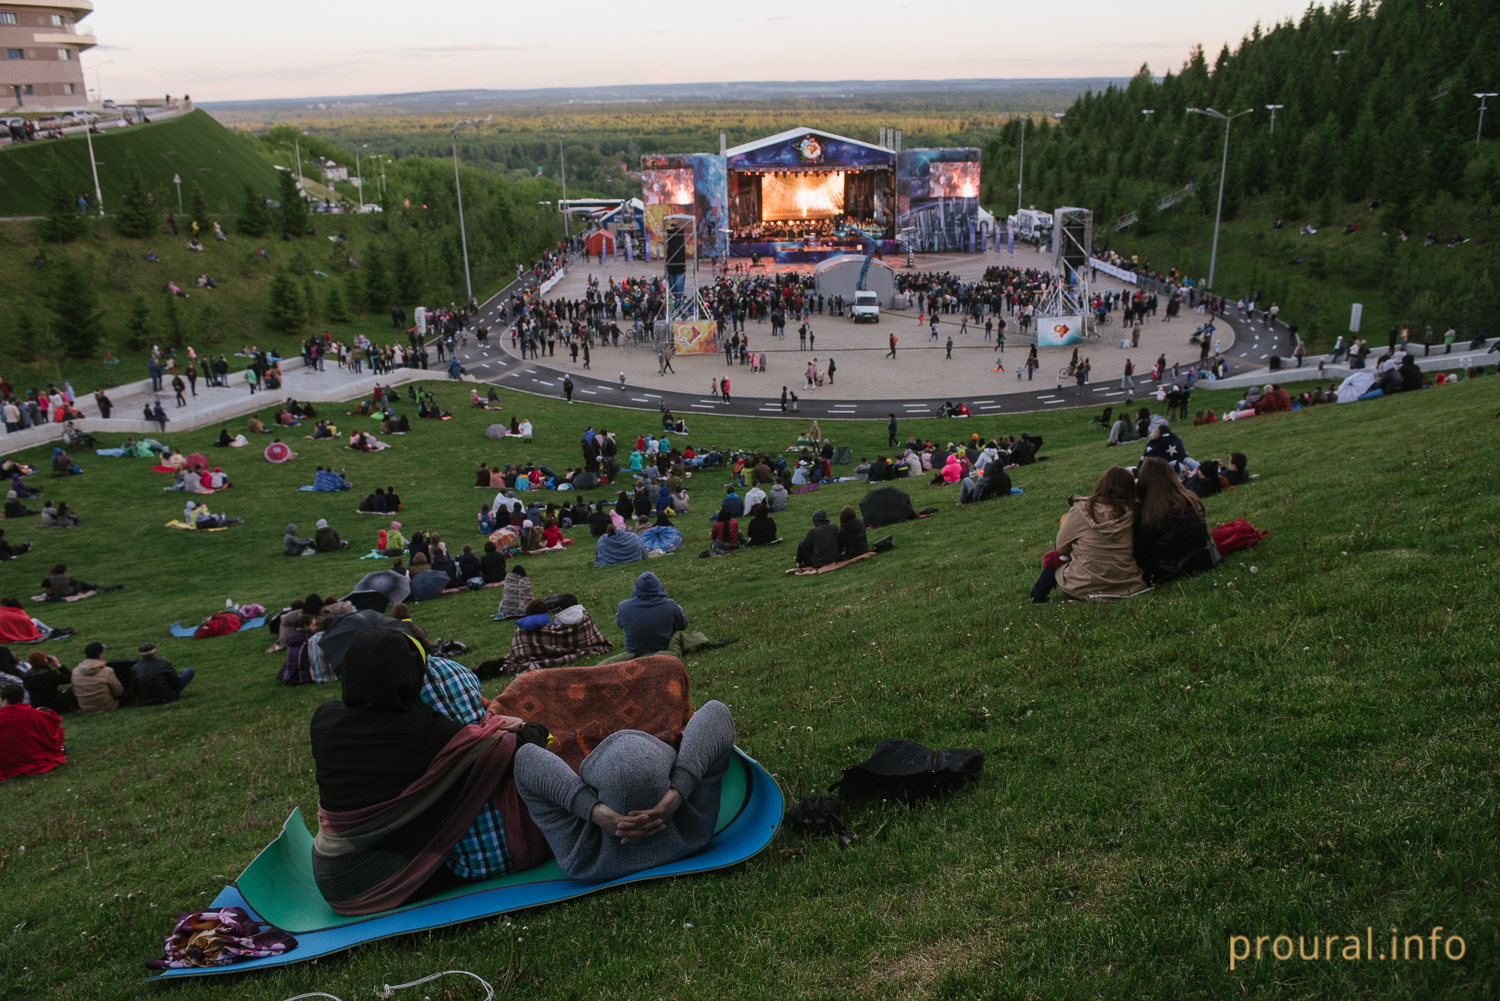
169, 615, 267, 638
786, 551, 875, 576
297, 470, 351, 492
30, 591, 97, 602
594, 530, 648, 567
165, 520, 230, 532
523, 543, 568, 556
147, 747, 779, 980
499, 614, 614, 674
489, 655, 694, 771
438, 580, 506, 596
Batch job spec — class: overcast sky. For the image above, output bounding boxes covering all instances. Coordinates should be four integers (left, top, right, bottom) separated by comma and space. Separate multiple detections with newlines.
84, 0, 1317, 104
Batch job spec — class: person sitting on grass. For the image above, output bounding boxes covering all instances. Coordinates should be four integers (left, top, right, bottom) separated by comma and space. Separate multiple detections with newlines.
0, 529, 32, 562
132, 642, 195, 705
746, 503, 778, 547
501, 595, 613, 674
513, 698, 735, 881
795, 510, 840, 570
285, 523, 317, 557
1222, 452, 1250, 486
1132, 457, 1221, 586
377, 521, 406, 556
309, 626, 548, 915
1030, 467, 1148, 604
73, 641, 126, 714
315, 518, 348, 552
478, 541, 507, 584
40, 564, 97, 600
710, 506, 742, 554
50, 448, 82, 476
607, 572, 688, 661
360, 488, 390, 514
0, 683, 67, 781
497, 565, 533, 619
837, 506, 869, 560
21, 651, 76, 714
39, 501, 80, 528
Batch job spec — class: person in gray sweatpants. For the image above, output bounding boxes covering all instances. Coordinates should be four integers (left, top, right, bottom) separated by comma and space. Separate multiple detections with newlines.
513, 700, 735, 880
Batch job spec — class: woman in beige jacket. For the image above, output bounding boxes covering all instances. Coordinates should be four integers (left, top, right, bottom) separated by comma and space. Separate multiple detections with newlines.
1032, 466, 1149, 602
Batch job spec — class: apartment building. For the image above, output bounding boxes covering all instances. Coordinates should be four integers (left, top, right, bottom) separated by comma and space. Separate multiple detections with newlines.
1, 0, 95, 112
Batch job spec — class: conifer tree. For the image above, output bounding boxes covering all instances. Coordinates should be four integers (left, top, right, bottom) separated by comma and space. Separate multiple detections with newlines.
324, 282, 352, 323
278, 169, 309, 236
114, 162, 158, 239
123, 293, 153, 350
49, 260, 103, 358
236, 184, 274, 238
267, 268, 305, 333
40, 160, 87, 243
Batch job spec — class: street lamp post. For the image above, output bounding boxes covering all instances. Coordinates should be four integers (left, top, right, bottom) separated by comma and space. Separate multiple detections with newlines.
1186, 106, 1253, 290
450, 117, 489, 304
1265, 103, 1284, 134
81, 111, 103, 217
1475, 93, 1499, 144
356, 144, 366, 212
1141, 109, 1155, 118
558, 129, 570, 239
1332, 49, 1348, 63
172, 172, 182, 213
91, 58, 113, 104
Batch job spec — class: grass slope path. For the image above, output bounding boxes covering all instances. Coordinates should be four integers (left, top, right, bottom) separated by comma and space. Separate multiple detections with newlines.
0, 111, 280, 218
0, 382, 1495, 999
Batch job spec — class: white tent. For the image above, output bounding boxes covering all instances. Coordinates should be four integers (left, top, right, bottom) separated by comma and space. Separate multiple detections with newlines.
814, 255, 896, 308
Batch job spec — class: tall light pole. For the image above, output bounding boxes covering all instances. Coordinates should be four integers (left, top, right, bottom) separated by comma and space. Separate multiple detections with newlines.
1265, 103, 1284, 134
356, 143, 366, 212
91, 58, 113, 104
450, 117, 488, 303
558, 129, 570, 239
1476, 93, 1499, 144
1186, 106, 1253, 290
1016, 116, 1026, 213
1331, 49, 1348, 63
80, 111, 103, 217
1141, 109, 1155, 119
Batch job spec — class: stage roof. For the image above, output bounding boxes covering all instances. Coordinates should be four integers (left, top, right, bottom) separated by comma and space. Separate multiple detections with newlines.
724, 126, 887, 159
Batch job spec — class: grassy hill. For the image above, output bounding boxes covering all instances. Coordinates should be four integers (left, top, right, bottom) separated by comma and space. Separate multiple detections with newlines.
0, 381, 1494, 999
0, 110, 281, 220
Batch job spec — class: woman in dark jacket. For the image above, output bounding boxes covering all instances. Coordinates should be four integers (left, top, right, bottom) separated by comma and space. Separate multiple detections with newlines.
478, 541, 508, 583
1132, 458, 1220, 585
614, 491, 634, 523
745, 503, 778, 547
837, 506, 868, 560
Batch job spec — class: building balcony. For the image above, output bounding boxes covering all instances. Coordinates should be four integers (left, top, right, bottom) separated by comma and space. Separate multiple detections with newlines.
9, 1, 94, 17
33, 31, 96, 49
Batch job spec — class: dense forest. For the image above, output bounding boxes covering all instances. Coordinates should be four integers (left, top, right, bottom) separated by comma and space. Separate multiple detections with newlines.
980, 0, 1500, 339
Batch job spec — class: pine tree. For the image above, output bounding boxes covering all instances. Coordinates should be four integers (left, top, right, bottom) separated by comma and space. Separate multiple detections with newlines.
278, 169, 309, 237
123, 292, 153, 350
236, 184, 274, 238
190, 183, 212, 236
267, 268, 306, 333
362, 246, 392, 311
343, 268, 365, 314
14, 303, 42, 362
40, 160, 87, 244
302, 275, 319, 324
114, 162, 158, 239
1377, 101, 1423, 224
48, 260, 103, 359
392, 243, 424, 306
324, 282, 352, 323
162, 294, 185, 349
1339, 107, 1378, 203
1299, 114, 1339, 204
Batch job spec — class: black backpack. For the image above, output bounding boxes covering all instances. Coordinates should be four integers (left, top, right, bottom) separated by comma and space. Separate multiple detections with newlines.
830, 739, 983, 802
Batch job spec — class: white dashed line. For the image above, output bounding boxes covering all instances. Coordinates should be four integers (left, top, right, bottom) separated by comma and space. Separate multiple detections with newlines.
689, 404, 715, 409
580, 390, 598, 395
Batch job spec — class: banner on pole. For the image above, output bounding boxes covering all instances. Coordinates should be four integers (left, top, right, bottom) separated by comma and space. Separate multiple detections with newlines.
673, 320, 718, 355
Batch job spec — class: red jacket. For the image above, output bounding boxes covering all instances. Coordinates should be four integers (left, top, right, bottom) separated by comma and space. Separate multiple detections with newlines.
0, 704, 66, 781
0, 605, 40, 643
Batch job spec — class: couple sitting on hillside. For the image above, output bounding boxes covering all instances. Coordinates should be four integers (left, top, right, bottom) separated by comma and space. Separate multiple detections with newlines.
1030, 458, 1223, 603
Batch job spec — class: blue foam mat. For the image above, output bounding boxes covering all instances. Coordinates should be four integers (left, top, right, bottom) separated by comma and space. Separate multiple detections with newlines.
169, 616, 266, 638
145, 750, 781, 981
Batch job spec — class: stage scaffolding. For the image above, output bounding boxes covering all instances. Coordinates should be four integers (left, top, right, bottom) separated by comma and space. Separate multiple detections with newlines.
1035, 206, 1096, 337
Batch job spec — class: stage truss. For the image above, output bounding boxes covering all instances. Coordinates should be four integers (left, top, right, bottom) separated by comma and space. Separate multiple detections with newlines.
1036, 206, 1096, 337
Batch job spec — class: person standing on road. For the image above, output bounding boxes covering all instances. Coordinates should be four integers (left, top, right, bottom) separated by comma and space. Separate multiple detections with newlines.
826, 357, 835, 385
1121, 358, 1135, 397
171, 375, 187, 408
886, 333, 898, 359
945, 336, 953, 360
186, 364, 197, 398
619, 372, 627, 391
563, 376, 574, 403
781, 386, 789, 413
721, 377, 731, 403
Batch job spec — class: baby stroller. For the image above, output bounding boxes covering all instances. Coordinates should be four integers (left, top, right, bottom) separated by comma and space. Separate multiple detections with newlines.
1088, 406, 1113, 432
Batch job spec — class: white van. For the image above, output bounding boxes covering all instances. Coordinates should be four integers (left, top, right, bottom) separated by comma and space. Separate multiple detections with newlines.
851, 290, 881, 323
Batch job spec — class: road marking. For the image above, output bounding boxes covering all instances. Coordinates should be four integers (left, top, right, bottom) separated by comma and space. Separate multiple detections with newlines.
631, 397, 650, 402
1042, 399, 1068, 405
580, 390, 598, 395
1259, 353, 1268, 359
690, 404, 715, 409
1103, 391, 1125, 397
973, 399, 995, 403
758, 407, 782, 412
531, 379, 555, 385
979, 404, 1004, 410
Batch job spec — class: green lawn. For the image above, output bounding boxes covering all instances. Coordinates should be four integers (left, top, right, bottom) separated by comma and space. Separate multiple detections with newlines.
0, 380, 1495, 999
0, 111, 280, 220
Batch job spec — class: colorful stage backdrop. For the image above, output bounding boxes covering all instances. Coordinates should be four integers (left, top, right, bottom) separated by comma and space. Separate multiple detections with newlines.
896, 147, 982, 253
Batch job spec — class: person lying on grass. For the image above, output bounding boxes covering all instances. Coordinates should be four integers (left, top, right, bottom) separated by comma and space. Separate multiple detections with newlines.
513, 699, 735, 880
40, 564, 97, 600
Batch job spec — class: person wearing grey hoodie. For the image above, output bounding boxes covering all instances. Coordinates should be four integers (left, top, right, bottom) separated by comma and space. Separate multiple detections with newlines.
614, 572, 686, 657
513, 699, 736, 880
795, 509, 840, 569
284, 523, 316, 557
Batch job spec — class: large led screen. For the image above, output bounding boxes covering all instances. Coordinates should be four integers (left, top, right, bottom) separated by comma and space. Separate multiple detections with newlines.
643, 169, 694, 205
928, 161, 981, 198
760, 172, 846, 220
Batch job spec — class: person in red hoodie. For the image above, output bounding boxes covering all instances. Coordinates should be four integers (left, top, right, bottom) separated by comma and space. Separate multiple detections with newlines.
0, 683, 66, 780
